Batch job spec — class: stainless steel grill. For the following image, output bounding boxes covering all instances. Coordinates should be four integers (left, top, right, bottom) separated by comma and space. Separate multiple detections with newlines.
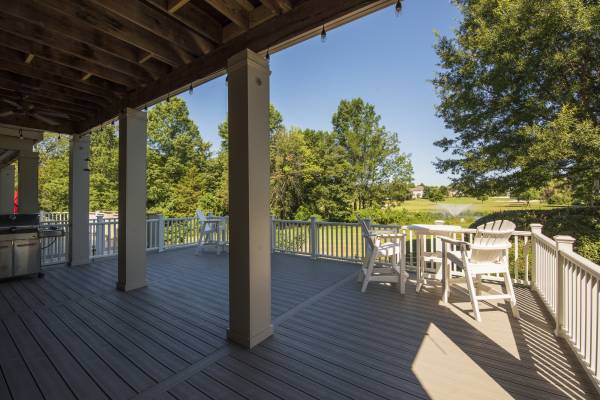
0, 214, 65, 279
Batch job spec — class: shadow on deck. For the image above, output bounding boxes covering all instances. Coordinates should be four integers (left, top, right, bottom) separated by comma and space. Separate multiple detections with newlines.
0, 247, 595, 399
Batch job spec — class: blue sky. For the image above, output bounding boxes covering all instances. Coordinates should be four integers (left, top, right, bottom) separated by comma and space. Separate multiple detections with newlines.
178, 1, 463, 185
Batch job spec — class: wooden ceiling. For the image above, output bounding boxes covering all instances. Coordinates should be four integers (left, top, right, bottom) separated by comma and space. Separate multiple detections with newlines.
0, 0, 395, 134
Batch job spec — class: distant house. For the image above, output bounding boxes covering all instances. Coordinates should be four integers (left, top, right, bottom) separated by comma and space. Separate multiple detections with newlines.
409, 186, 425, 199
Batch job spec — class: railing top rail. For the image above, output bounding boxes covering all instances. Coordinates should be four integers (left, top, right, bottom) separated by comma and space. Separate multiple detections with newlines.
561, 250, 600, 280
532, 231, 557, 247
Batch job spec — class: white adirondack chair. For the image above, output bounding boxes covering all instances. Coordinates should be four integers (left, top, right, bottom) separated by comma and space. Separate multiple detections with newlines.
441, 220, 519, 322
357, 218, 408, 294
195, 210, 225, 254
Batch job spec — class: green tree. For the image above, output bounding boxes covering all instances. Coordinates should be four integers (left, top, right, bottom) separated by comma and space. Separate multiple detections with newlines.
38, 133, 69, 212
146, 98, 211, 215
89, 125, 119, 211
433, 0, 600, 200
332, 98, 413, 209
428, 187, 445, 203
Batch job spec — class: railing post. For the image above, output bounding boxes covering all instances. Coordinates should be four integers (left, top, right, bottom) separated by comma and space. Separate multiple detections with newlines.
158, 214, 165, 252
553, 235, 576, 337
95, 214, 105, 258
270, 215, 275, 253
310, 216, 317, 260
529, 223, 543, 292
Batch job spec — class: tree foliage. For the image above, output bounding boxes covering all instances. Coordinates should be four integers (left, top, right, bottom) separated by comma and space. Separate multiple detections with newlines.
37, 97, 412, 221
433, 0, 600, 203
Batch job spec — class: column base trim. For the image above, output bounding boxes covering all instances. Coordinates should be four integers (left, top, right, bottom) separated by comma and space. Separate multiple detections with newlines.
116, 280, 147, 292
227, 324, 273, 349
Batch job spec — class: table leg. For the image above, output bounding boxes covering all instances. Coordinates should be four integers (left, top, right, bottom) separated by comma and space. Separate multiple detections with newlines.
416, 234, 423, 293
442, 244, 449, 303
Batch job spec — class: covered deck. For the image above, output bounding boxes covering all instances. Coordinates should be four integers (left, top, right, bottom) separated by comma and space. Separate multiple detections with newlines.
0, 248, 594, 399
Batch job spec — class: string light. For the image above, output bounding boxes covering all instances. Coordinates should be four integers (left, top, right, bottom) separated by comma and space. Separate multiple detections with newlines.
18, 128, 23, 140
266, 49, 270, 62
189, 83, 193, 95
144, 104, 148, 112
395, 0, 402, 16
320, 25, 327, 42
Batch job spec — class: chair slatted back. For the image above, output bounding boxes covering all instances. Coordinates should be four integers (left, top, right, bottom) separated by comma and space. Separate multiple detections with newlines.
358, 218, 376, 251
470, 220, 515, 263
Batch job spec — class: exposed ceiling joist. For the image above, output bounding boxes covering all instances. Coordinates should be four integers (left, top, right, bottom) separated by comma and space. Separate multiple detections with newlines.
167, 0, 191, 13
146, 0, 223, 45
89, 0, 214, 55
260, 0, 292, 14
0, 31, 141, 88
40, 0, 191, 66
0, 12, 160, 81
0, 72, 108, 110
205, 0, 250, 29
0, 113, 75, 134
2, 1, 163, 74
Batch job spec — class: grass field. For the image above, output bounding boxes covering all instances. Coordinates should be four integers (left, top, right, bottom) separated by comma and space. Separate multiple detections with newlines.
401, 196, 556, 214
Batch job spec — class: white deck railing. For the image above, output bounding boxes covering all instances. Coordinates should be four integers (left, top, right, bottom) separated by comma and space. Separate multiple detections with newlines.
530, 226, 600, 391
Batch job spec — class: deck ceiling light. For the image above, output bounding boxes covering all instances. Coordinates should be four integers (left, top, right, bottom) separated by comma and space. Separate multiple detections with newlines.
320, 25, 327, 42
395, 0, 403, 16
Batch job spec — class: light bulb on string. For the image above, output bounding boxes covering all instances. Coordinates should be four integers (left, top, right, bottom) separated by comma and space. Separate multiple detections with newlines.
320, 25, 327, 43
189, 83, 193, 95
266, 49, 270, 62
18, 128, 23, 140
395, 0, 402, 16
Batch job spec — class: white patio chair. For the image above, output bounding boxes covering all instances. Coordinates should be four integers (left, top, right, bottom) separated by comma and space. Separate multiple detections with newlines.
196, 210, 226, 254
357, 218, 408, 294
441, 220, 519, 322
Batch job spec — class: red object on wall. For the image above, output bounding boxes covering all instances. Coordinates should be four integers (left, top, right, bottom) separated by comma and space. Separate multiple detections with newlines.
13, 191, 18, 214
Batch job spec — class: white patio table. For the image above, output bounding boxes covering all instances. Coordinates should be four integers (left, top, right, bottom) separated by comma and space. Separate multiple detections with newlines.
407, 224, 463, 293
199, 216, 227, 255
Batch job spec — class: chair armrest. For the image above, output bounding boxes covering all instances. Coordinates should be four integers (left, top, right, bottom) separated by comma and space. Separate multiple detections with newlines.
440, 236, 471, 248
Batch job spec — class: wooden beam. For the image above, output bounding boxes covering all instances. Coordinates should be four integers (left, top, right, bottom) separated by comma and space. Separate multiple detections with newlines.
234, 0, 255, 13
35, 0, 190, 67
0, 11, 160, 81
1, 2, 166, 75
0, 87, 97, 116
146, 0, 223, 44
77, 0, 395, 133
223, 5, 275, 42
0, 114, 76, 134
0, 73, 107, 110
260, 0, 292, 14
89, 0, 213, 55
167, 0, 191, 13
205, 0, 249, 29
0, 46, 126, 97
0, 31, 141, 88
0, 55, 116, 102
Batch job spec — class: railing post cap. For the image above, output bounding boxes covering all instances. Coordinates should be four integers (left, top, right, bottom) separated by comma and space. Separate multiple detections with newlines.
553, 235, 576, 244
530, 223, 543, 232
434, 220, 445, 225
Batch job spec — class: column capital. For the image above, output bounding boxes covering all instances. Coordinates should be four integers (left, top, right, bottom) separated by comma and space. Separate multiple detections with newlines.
120, 107, 147, 122
227, 48, 269, 75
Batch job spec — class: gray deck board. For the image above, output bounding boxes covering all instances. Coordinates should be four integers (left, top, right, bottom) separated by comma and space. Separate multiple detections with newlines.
0, 247, 595, 399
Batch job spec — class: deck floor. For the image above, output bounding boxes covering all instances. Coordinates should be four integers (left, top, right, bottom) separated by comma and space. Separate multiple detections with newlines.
0, 247, 596, 399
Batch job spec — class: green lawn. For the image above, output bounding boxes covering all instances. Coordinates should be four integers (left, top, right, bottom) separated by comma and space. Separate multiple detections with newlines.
401, 196, 557, 214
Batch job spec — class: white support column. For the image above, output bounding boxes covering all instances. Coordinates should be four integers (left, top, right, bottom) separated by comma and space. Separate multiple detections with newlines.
117, 108, 147, 291
17, 151, 39, 214
0, 164, 15, 214
227, 49, 272, 348
69, 134, 90, 266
